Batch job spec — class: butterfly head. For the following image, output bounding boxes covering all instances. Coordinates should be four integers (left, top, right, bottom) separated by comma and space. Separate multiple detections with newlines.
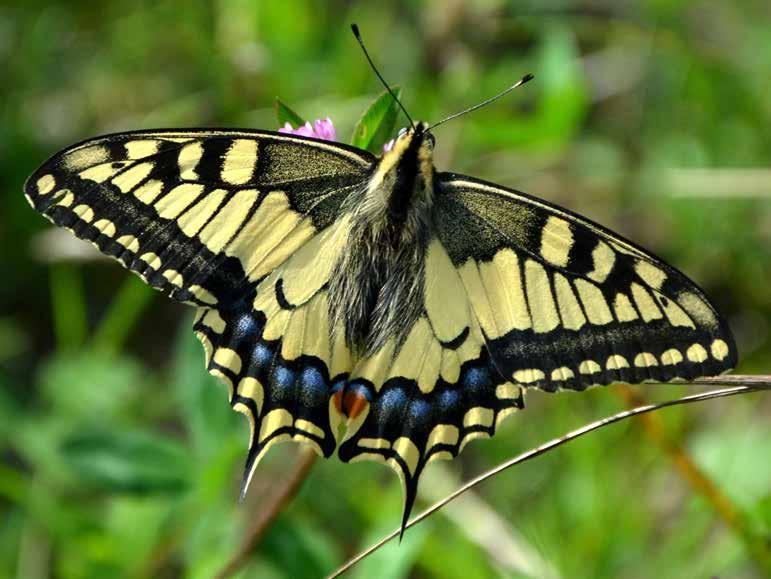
364, 121, 436, 225
388, 121, 435, 155
381, 121, 436, 180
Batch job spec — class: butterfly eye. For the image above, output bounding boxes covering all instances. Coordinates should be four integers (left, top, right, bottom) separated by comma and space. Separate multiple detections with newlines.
426, 133, 435, 148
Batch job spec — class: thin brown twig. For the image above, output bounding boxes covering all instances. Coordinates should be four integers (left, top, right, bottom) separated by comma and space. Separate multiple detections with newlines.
216, 448, 318, 579
326, 375, 770, 579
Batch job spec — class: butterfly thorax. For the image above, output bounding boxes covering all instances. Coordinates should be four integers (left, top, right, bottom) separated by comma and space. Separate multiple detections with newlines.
328, 124, 436, 354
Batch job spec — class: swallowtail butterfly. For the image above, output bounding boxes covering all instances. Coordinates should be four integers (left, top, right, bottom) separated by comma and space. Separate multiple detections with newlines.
24, 26, 737, 532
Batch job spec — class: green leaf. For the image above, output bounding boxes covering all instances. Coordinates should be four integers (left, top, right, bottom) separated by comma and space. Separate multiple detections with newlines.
274, 98, 306, 128
262, 517, 339, 579
172, 317, 237, 458
61, 429, 191, 493
351, 86, 403, 153
39, 350, 146, 420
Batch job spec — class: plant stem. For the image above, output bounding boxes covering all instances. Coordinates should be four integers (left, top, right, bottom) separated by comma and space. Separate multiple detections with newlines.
90, 277, 154, 354
216, 448, 318, 579
326, 376, 770, 579
49, 265, 87, 351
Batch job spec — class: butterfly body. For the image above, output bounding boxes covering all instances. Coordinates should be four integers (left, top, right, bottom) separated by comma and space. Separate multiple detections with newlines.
24, 121, 737, 529
331, 122, 436, 354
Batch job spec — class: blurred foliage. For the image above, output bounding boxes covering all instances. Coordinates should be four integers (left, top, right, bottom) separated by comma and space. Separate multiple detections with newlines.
1, 1, 770, 578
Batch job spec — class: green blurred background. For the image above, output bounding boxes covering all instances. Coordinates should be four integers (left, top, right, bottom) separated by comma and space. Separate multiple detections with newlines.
1, 1, 770, 578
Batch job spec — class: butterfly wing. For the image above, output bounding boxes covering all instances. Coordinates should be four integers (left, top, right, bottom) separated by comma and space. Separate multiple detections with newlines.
431, 172, 737, 389
25, 129, 375, 489
338, 171, 737, 531
25, 129, 373, 305
337, 237, 526, 531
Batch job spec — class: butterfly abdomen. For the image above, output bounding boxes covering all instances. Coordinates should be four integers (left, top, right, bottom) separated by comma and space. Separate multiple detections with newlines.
327, 214, 429, 355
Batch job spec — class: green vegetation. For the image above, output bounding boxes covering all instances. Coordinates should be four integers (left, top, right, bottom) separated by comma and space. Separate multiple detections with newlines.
1, 1, 769, 578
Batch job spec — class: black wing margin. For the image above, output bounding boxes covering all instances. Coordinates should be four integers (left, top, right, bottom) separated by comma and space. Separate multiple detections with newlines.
432, 172, 737, 392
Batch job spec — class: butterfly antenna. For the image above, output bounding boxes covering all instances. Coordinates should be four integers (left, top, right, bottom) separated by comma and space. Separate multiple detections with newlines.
427, 73, 534, 131
351, 23, 415, 130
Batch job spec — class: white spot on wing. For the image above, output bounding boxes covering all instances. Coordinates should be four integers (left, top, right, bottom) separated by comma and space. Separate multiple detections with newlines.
513, 368, 545, 383
37, 174, 56, 195
551, 366, 575, 381
178, 141, 203, 181
73, 204, 94, 223
112, 162, 154, 193
710, 339, 729, 361
686, 343, 708, 363
634, 352, 658, 367
661, 348, 683, 365
213, 347, 242, 374
125, 139, 160, 160
635, 261, 667, 290
579, 360, 601, 374
221, 139, 258, 185
540, 216, 572, 267
525, 260, 560, 333
606, 354, 629, 370
587, 241, 615, 283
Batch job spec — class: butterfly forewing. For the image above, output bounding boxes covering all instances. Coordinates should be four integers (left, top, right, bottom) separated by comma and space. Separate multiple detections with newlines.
25, 129, 375, 480
432, 172, 737, 390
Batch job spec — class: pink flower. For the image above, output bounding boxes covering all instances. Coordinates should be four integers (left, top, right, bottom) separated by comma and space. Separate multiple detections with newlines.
311, 117, 336, 141
278, 117, 337, 141
277, 115, 395, 153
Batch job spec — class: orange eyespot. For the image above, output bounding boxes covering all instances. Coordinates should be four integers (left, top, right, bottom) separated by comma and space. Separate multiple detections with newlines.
332, 389, 370, 419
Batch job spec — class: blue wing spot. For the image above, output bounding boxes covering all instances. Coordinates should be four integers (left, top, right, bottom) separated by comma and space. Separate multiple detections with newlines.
436, 389, 460, 412
462, 366, 491, 392
330, 377, 346, 395
299, 367, 327, 406
376, 387, 407, 428
252, 343, 273, 368
347, 380, 373, 402
234, 312, 262, 340
406, 399, 432, 431
273, 366, 296, 400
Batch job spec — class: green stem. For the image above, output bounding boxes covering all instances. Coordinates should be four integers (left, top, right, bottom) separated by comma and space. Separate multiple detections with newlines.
90, 277, 155, 354
49, 265, 88, 351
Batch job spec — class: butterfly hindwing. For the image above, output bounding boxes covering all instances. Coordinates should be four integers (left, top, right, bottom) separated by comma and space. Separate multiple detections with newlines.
337, 239, 526, 529
194, 287, 353, 495
432, 172, 737, 391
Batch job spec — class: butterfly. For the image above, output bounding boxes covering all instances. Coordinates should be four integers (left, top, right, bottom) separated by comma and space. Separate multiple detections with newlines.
23, 28, 737, 534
